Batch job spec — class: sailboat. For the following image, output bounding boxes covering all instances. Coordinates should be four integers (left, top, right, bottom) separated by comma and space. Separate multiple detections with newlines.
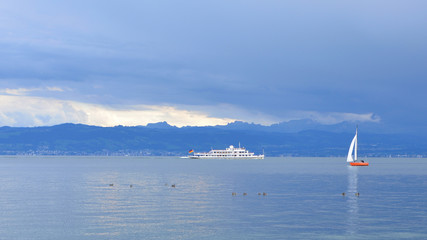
347, 127, 369, 166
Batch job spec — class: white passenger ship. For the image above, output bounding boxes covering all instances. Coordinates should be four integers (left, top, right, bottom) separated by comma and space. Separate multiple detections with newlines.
189, 144, 264, 159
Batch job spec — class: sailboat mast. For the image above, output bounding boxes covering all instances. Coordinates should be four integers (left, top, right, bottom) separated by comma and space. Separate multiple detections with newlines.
355, 127, 358, 161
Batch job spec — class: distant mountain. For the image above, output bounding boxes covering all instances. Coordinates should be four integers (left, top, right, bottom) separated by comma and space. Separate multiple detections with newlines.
0, 122, 425, 157
214, 121, 267, 131
270, 120, 393, 133
215, 119, 404, 134
216, 119, 391, 134
146, 121, 178, 129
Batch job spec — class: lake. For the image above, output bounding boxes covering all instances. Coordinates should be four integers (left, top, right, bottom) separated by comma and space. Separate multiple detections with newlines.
0, 156, 426, 239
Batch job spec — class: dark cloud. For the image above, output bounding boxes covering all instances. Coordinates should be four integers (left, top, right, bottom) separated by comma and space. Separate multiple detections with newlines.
0, 1, 426, 131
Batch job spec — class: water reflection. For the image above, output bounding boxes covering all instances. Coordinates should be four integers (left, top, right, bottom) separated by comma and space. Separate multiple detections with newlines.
78, 168, 227, 239
346, 166, 359, 236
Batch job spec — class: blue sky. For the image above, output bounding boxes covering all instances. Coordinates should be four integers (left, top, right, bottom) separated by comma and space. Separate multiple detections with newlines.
0, 1, 426, 131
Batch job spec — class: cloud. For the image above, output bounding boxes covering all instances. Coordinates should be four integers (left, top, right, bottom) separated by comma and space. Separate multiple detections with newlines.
0, 95, 237, 127
184, 103, 280, 126
0, 87, 66, 96
0, 88, 38, 96
46, 86, 65, 92
0, 1, 426, 133
0, 94, 381, 127
286, 111, 381, 125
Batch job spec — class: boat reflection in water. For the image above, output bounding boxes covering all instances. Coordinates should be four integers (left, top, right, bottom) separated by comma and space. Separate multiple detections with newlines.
346, 166, 359, 236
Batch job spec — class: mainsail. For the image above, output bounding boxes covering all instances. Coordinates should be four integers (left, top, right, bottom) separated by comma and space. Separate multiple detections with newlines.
346, 129, 358, 162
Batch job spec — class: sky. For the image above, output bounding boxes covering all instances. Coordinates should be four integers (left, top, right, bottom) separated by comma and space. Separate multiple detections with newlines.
0, 0, 426, 131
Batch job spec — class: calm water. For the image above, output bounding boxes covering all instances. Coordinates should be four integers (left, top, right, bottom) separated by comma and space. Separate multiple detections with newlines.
0, 156, 426, 239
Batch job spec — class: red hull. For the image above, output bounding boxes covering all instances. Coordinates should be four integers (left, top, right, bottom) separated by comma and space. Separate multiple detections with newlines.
350, 162, 369, 166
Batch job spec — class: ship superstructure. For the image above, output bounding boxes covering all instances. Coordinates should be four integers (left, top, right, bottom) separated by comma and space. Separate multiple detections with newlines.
189, 144, 264, 159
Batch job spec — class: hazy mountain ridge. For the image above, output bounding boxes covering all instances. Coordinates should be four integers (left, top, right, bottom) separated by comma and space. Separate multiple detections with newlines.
0, 120, 425, 157
216, 119, 395, 134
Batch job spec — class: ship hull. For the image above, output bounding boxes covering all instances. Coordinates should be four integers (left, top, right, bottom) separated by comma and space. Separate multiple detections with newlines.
189, 155, 264, 160
350, 162, 369, 166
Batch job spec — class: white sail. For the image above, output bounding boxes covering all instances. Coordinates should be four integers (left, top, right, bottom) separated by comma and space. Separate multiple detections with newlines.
346, 132, 357, 162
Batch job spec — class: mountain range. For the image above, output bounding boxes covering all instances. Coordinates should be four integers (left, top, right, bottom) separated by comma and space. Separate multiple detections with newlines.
0, 120, 425, 157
